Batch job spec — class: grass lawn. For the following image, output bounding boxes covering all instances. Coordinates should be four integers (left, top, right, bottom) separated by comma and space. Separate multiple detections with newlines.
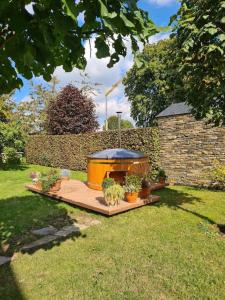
0, 164, 225, 300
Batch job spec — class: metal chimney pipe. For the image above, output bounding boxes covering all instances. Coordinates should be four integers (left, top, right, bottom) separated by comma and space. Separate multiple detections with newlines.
116, 111, 122, 148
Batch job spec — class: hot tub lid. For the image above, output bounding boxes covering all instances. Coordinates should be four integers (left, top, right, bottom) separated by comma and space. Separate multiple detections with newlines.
88, 148, 147, 159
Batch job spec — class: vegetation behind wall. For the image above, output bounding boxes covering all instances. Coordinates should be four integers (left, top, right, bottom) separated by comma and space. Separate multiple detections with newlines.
26, 128, 160, 174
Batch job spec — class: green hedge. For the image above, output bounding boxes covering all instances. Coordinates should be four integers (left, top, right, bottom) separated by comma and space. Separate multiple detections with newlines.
25, 127, 160, 173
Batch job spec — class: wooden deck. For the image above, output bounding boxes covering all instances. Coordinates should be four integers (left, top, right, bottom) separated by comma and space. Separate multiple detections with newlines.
25, 180, 160, 216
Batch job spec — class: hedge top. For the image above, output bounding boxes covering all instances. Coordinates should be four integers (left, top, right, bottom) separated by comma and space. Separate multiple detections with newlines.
88, 148, 147, 159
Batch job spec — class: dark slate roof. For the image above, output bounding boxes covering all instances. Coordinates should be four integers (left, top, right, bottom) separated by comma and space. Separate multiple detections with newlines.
156, 102, 192, 118
88, 148, 147, 159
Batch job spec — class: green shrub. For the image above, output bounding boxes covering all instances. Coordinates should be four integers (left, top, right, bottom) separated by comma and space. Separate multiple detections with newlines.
102, 178, 115, 190
208, 161, 225, 189
3, 147, 21, 164
124, 174, 142, 193
39, 169, 61, 192
157, 169, 167, 179
25, 128, 160, 173
104, 184, 125, 206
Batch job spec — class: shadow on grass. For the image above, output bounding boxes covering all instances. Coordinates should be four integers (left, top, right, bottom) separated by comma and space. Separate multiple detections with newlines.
0, 163, 28, 171
0, 193, 86, 300
0, 194, 86, 256
153, 187, 216, 224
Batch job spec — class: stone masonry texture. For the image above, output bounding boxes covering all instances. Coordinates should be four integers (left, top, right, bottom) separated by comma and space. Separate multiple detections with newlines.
157, 114, 225, 186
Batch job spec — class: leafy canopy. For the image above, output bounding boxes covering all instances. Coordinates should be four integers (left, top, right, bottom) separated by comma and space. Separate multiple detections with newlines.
14, 78, 58, 135
46, 84, 99, 134
0, 0, 157, 94
104, 115, 134, 130
172, 0, 225, 125
123, 39, 183, 126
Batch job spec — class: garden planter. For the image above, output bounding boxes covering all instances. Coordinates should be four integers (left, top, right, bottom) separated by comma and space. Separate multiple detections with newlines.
125, 192, 138, 203
35, 182, 42, 190
49, 179, 62, 193
139, 187, 150, 199
159, 177, 166, 184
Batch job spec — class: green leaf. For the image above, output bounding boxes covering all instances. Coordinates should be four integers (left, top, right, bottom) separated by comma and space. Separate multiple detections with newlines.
95, 37, 110, 58
218, 34, 225, 41
62, 0, 78, 21
120, 13, 135, 28
98, 0, 117, 18
221, 17, 225, 23
207, 27, 218, 35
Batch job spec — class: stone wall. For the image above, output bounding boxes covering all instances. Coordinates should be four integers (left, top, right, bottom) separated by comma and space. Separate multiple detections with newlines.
157, 114, 225, 185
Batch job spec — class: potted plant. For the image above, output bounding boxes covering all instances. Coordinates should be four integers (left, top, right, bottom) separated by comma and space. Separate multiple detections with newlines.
124, 174, 142, 203
157, 169, 167, 184
60, 169, 71, 181
139, 176, 151, 199
38, 169, 62, 193
29, 171, 41, 189
102, 178, 115, 190
104, 184, 124, 206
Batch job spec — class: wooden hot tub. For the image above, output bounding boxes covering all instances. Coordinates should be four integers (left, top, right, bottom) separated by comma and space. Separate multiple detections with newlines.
87, 148, 149, 190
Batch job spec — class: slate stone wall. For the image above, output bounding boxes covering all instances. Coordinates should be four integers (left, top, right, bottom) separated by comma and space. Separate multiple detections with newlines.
157, 114, 225, 185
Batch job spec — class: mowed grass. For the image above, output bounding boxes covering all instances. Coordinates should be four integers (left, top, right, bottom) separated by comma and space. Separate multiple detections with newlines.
0, 164, 225, 300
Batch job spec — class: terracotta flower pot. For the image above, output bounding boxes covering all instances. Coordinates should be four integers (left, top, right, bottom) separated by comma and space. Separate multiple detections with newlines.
125, 192, 138, 203
159, 177, 166, 184
35, 182, 42, 190
49, 179, 62, 193
139, 187, 150, 199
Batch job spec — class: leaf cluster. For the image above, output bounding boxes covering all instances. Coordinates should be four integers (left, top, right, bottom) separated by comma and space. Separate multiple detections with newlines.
46, 84, 99, 134
171, 0, 225, 125
0, 0, 157, 93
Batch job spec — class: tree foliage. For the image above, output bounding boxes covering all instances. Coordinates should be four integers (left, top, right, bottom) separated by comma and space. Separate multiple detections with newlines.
46, 84, 99, 134
172, 0, 225, 125
103, 115, 134, 130
0, 121, 25, 155
0, 0, 157, 94
14, 77, 58, 135
123, 39, 183, 126
0, 93, 15, 122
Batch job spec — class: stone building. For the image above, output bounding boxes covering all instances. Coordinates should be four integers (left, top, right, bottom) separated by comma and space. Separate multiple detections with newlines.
157, 102, 225, 186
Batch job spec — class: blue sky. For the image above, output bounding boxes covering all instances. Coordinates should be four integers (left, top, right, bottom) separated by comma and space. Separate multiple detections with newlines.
15, 0, 180, 126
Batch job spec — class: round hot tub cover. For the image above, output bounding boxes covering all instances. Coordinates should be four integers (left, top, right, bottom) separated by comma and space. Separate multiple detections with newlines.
88, 148, 147, 159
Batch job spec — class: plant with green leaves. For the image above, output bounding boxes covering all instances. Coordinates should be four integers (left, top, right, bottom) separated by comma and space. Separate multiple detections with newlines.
157, 169, 167, 180
2, 147, 22, 165
123, 39, 183, 126
207, 161, 225, 189
14, 78, 59, 135
39, 169, 61, 192
0, 0, 158, 94
124, 174, 142, 192
104, 184, 125, 206
103, 115, 134, 130
171, 0, 225, 125
102, 178, 116, 190
0, 121, 25, 165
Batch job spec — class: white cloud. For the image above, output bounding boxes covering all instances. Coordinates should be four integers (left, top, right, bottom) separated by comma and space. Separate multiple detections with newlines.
51, 32, 170, 127
25, 3, 34, 14
20, 95, 33, 103
147, 0, 177, 6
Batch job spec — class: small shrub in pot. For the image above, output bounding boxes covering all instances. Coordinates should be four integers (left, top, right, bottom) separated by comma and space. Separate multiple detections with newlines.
104, 184, 125, 206
124, 175, 142, 203
156, 169, 167, 184
39, 169, 62, 193
139, 176, 151, 199
102, 178, 115, 191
